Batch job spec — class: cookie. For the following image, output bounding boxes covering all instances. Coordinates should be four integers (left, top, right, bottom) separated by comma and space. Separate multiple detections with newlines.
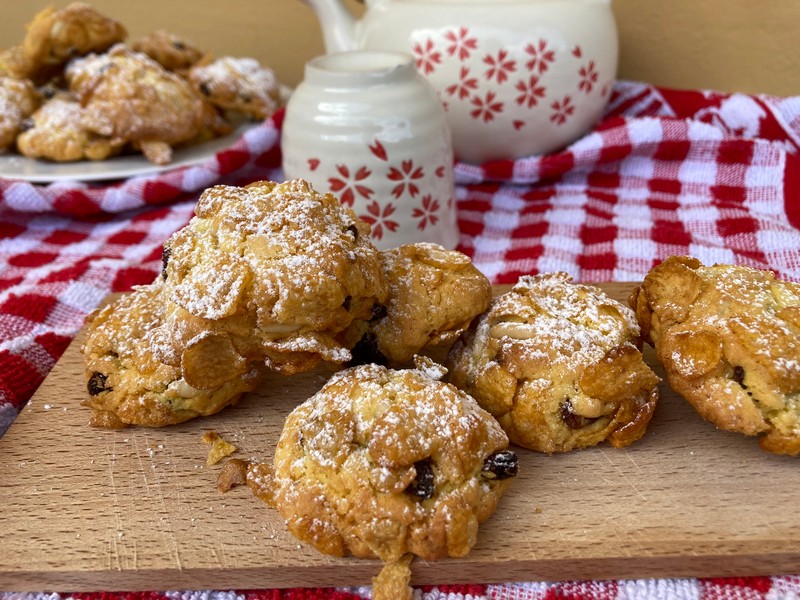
346, 242, 492, 367
81, 282, 263, 428
0, 76, 39, 151
447, 273, 660, 453
131, 29, 205, 73
188, 56, 281, 120
153, 178, 388, 385
65, 44, 211, 164
246, 358, 516, 595
629, 255, 800, 455
20, 2, 127, 83
0, 46, 30, 80
16, 94, 124, 161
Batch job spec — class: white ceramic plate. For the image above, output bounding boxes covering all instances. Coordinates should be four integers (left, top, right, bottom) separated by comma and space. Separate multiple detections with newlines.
0, 119, 261, 184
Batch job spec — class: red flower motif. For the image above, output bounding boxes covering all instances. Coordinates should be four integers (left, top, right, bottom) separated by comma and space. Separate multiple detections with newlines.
524, 40, 556, 74
515, 75, 546, 108
412, 195, 441, 231
550, 95, 575, 125
446, 66, 478, 99
444, 26, 478, 61
578, 60, 599, 94
483, 49, 516, 84
387, 160, 424, 198
470, 91, 504, 122
411, 38, 442, 75
369, 140, 388, 161
360, 201, 399, 241
328, 164, 373, 206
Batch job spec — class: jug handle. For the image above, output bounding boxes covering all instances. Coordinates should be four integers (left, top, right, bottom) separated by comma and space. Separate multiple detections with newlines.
301, 0, 360, 53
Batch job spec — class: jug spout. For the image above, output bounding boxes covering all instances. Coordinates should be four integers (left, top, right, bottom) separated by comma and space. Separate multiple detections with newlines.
302, 0, 359, 53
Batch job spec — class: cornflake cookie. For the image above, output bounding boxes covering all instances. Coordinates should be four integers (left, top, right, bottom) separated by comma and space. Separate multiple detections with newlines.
630, 256, 800, 456
16, 94, 124, 161
0, 46, 29, 80
0, 76, 39, 151
66, 44, 212, 164
20, 2, 127, 83
154, 179, 388, 386
81, 282, 263, 428
188, 56, 281, 120
447, 273, 660, 453
346, 242, 492, 367
131, 29, 205, 73
246, 358, 517, 599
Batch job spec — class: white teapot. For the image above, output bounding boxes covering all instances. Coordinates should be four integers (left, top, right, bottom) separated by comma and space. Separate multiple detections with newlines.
302, 0, 619, 163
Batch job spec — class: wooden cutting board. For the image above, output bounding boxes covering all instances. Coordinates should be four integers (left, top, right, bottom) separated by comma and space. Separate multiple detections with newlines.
1, 283, 799, 592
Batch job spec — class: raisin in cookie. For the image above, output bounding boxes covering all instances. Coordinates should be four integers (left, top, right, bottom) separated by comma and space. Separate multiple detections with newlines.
447, 273, 660, 453
153, 179, 388, 386
246, 358, 517, 597
346, 242, 492, 366
81, 282, 263, 428
630, 255, 800, 456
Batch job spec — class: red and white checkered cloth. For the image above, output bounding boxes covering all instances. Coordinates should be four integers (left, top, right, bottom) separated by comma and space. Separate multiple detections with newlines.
2, 577, 800, 600
1, 81, 799, 599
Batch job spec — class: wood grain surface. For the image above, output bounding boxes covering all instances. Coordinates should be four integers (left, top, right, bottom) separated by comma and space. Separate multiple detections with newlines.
1, 283, 799, 591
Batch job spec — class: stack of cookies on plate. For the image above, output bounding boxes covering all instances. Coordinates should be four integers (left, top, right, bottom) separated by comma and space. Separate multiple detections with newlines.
0, 2, 282, 164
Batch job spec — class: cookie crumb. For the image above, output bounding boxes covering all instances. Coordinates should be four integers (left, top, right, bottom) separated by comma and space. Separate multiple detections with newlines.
372, 553, 414, 600
203, 430, 237, 465
217, 458, 250, 492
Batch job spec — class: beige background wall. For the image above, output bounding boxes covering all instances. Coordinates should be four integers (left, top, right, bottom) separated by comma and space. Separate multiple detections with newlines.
2, 0, 798, 96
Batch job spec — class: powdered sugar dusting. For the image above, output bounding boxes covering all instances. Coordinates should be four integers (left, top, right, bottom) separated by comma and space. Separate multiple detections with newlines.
490, 272, 639, 369
0, 77, 37, 145
193, 56, 278, 98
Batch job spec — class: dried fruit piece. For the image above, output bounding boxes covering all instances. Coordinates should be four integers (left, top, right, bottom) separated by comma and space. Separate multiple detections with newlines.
560, 399, 598, 430
405, 457, 434, 500
161, 245, 171, 280
87, 372, 110, 395
481, 450, 518, 480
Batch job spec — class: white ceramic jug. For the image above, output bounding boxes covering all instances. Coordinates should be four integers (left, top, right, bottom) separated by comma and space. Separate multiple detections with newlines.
282, 51, 458, 251
302, 0, 618, 163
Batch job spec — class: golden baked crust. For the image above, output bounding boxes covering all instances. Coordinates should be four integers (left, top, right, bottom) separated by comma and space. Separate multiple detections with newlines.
188, 56, 281, 120
16, 94, 123, 161
630, 255, 800, 455
65, 44, 210, 164
81, 282, 263, 428
154, 179, 388, 384
0, 46, 30, 80
447, 273, 660, 453
131, 29, 204, 73
346, 242, 492, 366
0, 76, 39, 150
21, 2, 127, 83
247, 359, 516, 563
